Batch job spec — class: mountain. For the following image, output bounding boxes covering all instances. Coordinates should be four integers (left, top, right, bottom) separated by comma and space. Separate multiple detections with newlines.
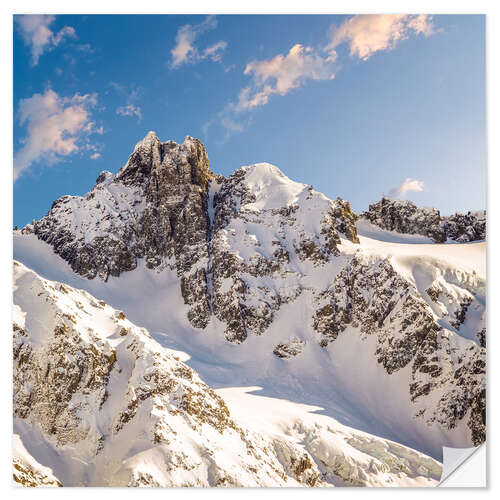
14, 132, 486, 480
13, 261, 442, 487
360, 197, 486, 243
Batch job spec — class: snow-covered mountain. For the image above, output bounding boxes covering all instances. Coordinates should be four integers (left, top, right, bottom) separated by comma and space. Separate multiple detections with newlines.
13, 132, 486, 485
13, 261, 442, 487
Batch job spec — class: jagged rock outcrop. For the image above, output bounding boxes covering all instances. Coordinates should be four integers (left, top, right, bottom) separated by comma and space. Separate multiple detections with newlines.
312, 254, 486, 446
25, 132, 213, 282
360, 197, 486, 243
443, 211, 486, 243
273, 338, 306, 358
13, 261, 442, 487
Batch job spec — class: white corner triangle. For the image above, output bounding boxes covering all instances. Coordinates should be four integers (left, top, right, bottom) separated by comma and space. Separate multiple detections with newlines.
439, 444, 486, 487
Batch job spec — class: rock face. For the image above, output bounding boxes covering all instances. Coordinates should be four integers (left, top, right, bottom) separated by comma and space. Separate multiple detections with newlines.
312, 254, 486, 446
361, 197, 486, 243
26, 132, 213, 282
443, 211, 486, 243
13, 261, 442, 487
23, 134, 359, 341
17, 132, 486, 464
208, 164, 359, 343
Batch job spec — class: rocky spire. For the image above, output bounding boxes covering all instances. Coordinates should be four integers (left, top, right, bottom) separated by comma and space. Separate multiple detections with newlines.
27, 133, 214, 282
116, 132, 213, 190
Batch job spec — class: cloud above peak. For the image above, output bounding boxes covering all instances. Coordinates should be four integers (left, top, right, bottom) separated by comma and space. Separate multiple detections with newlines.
14, 89, 100, 181
110, 82, 143, 122
116, 104, 142, 121
203, 43, 336, 142
236, 44, 335, 111
327, 14, 434, 61
15, 15, 76, 66
390, 178, 425, 199
203, 14, 436, 141
170, 16, 227, 68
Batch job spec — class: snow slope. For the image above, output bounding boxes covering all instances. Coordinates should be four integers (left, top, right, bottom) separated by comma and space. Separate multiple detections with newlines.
13, 434, 62, 487
357, 219, 486, 278
13, 261, 441, 487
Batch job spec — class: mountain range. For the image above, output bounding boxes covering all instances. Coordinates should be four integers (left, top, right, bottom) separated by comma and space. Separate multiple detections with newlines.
13, 132, 486, 487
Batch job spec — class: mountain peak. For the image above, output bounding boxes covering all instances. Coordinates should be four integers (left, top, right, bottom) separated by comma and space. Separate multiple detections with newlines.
130, 131, 161, 157
234, 162, 306, 210
116, 132, 212, 189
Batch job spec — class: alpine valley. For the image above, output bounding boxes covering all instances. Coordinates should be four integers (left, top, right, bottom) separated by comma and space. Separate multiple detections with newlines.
13, 132, 486, 487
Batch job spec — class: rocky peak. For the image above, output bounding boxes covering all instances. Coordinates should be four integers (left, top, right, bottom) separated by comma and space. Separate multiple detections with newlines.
443, 210, 486, 243
95, 170, 113, 185
25, 133, 215, 281
360, 197, 486, 243
116, 132, 213, 190
361, 197, 445, 242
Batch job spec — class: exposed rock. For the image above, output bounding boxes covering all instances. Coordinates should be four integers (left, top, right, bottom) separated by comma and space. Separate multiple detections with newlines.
443, 211, 486, 242
24, 136, 359, 342
27, 133, 213, 283
16, 132, 486, 462
360, 197, 486, 243
312, 254, 485, 444
273, 338, 306, 358
13, 458, 62, 488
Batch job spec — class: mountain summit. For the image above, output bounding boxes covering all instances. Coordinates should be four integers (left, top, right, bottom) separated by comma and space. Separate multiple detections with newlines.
15, 133, 485, 467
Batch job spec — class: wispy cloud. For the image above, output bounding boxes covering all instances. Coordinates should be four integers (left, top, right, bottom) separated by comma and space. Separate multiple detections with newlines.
326, 14, 434, 61
202, 40, 228, 63
203, 43, 335, 141
204, 14, 435, 141
170, 16, 227, 68
390, 178, 425, 198
236, 44, 335, 111
110, 82, 143, 122
202, 104, 252, 143
14, 89, 100, 181
15, 15, 76, 66
116, 104, 142, 121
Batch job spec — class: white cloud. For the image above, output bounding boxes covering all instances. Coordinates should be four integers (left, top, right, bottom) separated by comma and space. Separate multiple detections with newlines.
202, 41, 228, 63
236, 44, 335, 111
110, 82, 143, 122
170, 16, 227, 68
206, 15, 434, 140
326, 14, 434, 61
390, 178, 425, 198
90, 152, 101, 160
116, 104, 142, 121
15, 15, 76, 66
14, 89, 99, 181
203, 43, 335, 139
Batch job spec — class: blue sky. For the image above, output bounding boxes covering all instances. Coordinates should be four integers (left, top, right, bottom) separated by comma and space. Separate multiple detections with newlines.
13, 14, 485, 228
